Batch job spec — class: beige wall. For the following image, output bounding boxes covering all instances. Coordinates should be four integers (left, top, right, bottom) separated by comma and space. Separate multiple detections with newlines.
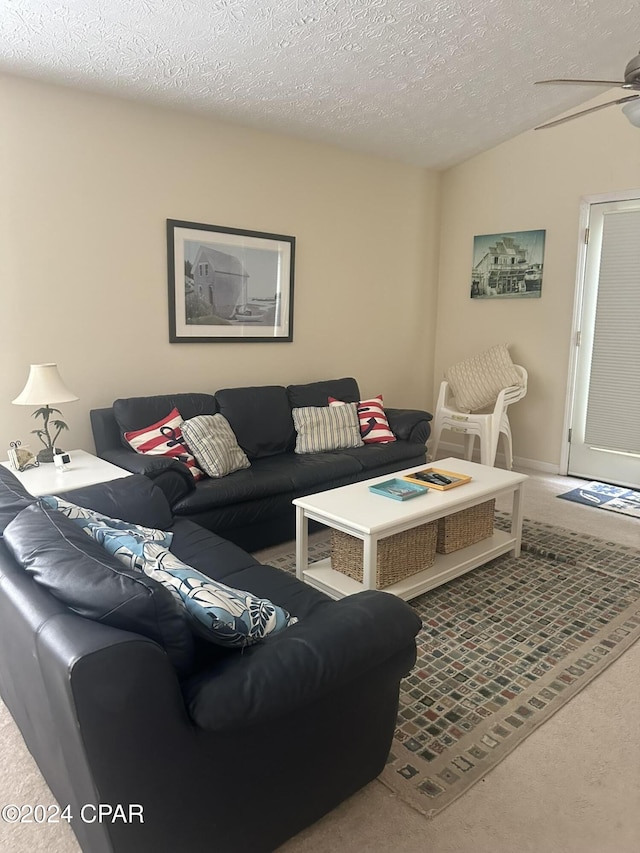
5, 74, 635, 471
0, 74, 440, 455
434, 93, 640, 470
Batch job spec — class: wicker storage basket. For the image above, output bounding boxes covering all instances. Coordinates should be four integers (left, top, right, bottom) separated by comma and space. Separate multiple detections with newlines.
436, 499, 495, 554
330, 522, 437, 589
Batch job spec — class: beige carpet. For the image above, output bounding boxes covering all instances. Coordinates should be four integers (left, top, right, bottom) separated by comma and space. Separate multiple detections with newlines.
1, 468, 639, 853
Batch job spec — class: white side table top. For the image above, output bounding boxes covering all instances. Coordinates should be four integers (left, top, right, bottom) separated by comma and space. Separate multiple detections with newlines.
1, 449, 131, 497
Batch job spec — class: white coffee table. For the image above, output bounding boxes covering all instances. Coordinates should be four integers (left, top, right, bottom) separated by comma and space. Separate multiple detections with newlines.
1, 450, 131, 497
293, 457, 527, 601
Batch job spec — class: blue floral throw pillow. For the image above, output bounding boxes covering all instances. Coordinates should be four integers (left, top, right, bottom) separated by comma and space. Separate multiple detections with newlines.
41, 494, 297, 647
121, 542, 298, 647
39, 494, 173, 548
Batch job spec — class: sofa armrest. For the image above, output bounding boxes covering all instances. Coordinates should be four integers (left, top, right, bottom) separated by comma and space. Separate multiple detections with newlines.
62, 474, 174, 530
184, 590, 422, 732
100, 449, 195, 504
385, 407, 433, 443
38, 615, 187, 723
34, 615, 196, 853
101, 447, 178, 476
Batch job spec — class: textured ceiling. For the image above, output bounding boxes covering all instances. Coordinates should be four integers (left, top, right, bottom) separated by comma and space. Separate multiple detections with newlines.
1, 0, 639, 169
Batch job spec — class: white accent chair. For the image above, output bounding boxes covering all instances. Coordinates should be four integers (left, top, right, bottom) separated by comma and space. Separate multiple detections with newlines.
429, 365, 528, 469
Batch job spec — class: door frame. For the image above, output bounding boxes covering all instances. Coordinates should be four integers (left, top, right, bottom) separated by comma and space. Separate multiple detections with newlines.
560, 187, 640, 475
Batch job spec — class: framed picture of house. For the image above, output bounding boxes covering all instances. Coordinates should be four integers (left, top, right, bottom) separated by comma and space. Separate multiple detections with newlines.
167, 219, 295, 342
471, 230, 546, 299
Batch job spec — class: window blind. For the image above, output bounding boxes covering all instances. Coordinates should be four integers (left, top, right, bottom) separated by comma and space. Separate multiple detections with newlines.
584, 209, 640, 454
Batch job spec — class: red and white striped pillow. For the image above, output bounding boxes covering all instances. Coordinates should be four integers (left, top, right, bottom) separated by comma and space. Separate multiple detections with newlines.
124, 407, 205, 480
328, 395, 396, 444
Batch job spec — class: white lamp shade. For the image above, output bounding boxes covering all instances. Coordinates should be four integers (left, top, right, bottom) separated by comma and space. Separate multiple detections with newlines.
622, 98, 640, 128
12, 363, 79, 406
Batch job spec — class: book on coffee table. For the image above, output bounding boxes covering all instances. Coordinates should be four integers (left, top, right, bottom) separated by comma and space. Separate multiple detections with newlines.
403, 467, 471, 490
368, 478, 429, 501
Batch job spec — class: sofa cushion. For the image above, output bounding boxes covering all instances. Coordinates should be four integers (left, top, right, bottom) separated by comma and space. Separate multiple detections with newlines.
214, 386, 294, 459
172, 458, 295, 513
0, 465, 35, 533
279, 451, 363, 490
171, 451, 363, 515
329, 394, 396, 444
287, 377, 360, 409
292, 404, 363, 454
62, 474, 174, 530
182, 414, 251, 478
169, 518, 262, 577
124, 407, 204, 480
95, 533, 298, 648
113, 393, 218, 446
3, 504, 194, 674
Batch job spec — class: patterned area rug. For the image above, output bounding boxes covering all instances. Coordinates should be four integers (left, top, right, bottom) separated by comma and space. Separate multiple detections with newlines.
558, 480, 640, 518
260, 515, 640, 818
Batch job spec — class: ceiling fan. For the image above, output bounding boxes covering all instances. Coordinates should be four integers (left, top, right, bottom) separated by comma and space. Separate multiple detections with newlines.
534, 51, 640, 129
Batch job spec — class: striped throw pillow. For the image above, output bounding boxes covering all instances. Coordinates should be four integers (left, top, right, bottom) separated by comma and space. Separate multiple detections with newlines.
292, 404, 363, 454
124, 407, 204, 480
329, 395, 396, 444
181, 414, 250, 478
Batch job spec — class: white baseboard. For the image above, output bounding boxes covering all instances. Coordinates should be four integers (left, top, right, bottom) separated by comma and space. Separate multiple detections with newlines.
512, 456, 560, 474
428, 439, 561, 474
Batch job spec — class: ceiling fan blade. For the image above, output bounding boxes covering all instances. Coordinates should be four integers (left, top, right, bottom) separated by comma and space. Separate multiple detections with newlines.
535, 94, 640, 129
535, 79, 624, 86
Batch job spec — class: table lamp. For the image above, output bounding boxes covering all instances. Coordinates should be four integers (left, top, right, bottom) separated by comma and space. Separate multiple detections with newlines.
12, 363, 79, 463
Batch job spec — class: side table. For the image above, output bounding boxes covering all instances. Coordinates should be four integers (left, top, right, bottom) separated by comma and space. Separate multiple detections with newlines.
1, 449, 131, 497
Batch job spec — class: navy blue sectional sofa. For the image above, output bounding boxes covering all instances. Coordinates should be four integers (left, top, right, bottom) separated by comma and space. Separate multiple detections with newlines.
0, 466, 421, 853
90, 377, 432, 551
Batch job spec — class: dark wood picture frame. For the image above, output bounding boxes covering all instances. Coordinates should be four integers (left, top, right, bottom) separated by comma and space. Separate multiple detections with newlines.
167, 219, 295, 343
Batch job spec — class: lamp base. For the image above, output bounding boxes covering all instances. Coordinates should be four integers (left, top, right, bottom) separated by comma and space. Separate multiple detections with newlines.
37, 447, 63, 464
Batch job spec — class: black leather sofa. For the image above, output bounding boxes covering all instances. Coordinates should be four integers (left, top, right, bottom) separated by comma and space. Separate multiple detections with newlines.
0, 467, 421, 853
90, 377, 432, 551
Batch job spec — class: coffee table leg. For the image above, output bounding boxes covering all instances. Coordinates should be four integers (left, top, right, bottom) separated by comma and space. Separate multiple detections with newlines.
511, 483, 524, 557
295, 506, 308, 580
362, 536, 377, 590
